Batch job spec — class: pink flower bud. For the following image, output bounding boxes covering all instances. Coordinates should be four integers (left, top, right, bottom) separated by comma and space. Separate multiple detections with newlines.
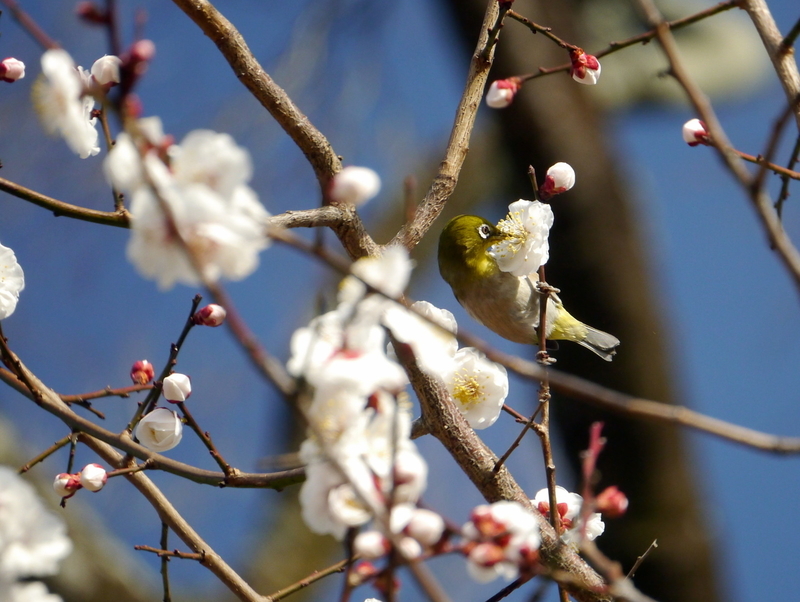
130, 359, 155, 385
91, 55, 121, 86
595, 485, 629, 518
193, 304, 227, 326
53, 473, 81, 498
0, 58, 25, 83
130, 39, 156, 63
485, 78, 521, 109
468, 542, 505, 567
79, 463, 108, 492
162, 373, 191, 403
570, 49, 601, 85
538, 162, 576, 200
329, 166, 381, 206
682, 118, 710, 147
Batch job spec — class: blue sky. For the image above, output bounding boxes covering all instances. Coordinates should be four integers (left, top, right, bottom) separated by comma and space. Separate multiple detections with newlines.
0, 2, 798, 601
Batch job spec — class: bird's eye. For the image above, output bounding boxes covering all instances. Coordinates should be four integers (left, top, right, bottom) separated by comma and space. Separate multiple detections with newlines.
477, 224, 492, 239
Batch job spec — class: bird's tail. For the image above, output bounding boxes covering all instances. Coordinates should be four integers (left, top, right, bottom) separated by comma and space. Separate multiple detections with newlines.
576, 326, 620, 362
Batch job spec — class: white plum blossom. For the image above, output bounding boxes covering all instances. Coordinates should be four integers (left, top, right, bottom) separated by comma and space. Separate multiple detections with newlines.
0, 466, 72, 599
193, 303, 227, 326
0, 243, 24, 320
443, 347, 508, 429
532, 486, 605, 544
462, 501, 541, 583
485, 78, 521, 109
78, 464, 107, 492
135, 407, 183, 452
340, 245, 413, 306
105, 125, 271, 289
52, 474, 79, 498
489, 199, 554, 277
383, 300, 458, 376
32, 49, 100, 158
162, 373, 192, 403
90, 55, 121, 86
329, 166, 381, 206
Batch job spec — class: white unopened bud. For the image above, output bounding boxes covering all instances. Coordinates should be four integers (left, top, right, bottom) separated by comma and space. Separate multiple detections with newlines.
135, 408, 183, 452
405, 508, 445, 546
53, 473, 81, 497
0, 57, 25, 82
162, 373, 191, 403
682, 118, 710, 146
329, 166, 381, 206
485, 78, 521, 109
79, 463, 108, 492
91, 55, 121, 86
353, 530, 389, 559
539, 162, 575, 200
397, 536, 423, 560
193, 304, 227, 326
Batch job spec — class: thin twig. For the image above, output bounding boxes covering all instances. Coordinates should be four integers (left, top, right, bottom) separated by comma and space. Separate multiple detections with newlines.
0, 0, 59, 49
390, 0, 501, 250
514, 0, 739, 80
0, 176, 131, 228
776, 134, 800, 218
778, 15, 800, 55
177, 401, 234, 476
135, 544, 204, 561
269, 557, 354, 601
18, 435, 72, 473
627, 539, 658, 579
160, 522, 172, 602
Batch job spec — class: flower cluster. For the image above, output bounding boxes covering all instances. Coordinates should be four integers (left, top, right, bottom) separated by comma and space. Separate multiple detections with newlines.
532, 486, 605, 545
104, 119, 271, 289
0, 242, 24, 320
32, 49, 120, 159
1, 466, 72, 602
53, 463, 109, 499
461, 501, 541, 583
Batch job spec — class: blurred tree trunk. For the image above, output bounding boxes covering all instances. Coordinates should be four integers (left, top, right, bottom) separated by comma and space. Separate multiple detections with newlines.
441, 1, 723, 601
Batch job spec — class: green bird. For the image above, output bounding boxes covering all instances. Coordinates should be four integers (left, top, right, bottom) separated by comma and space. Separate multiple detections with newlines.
437, 215, 620, 361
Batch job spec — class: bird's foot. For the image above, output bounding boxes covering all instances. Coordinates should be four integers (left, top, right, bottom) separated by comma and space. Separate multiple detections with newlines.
536, 350, 557, 365
534, 280, 560, 296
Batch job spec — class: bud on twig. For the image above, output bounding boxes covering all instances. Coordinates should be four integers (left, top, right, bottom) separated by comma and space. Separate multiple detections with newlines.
682, 118, 711, 146
79, 463, 108, 492
570, 49, 601, 85
162, 373, 192, 403
193, 304, 227, 326
538, 162, 575, 200
485, 77, 521, 109
130, 359, 155, 385
0, 58, 25, 83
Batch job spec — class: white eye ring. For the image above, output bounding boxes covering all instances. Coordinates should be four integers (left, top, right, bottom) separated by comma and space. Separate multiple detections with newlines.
478, 224, 492, 239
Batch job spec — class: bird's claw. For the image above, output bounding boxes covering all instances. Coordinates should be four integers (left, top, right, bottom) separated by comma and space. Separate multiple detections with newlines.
536, 350, 557, 365
534, 280, 560, 296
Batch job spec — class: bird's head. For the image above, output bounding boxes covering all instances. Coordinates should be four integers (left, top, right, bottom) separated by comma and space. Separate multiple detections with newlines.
437, 215, 508, 288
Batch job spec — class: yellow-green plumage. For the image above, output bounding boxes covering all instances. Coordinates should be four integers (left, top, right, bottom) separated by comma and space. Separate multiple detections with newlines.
438, 215, 619, 361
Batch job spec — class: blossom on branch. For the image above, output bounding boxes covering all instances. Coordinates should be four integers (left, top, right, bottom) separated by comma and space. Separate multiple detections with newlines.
532, 486, 605, 544
135, 408, 183, 452
462, 501, 541, 583
130, 359, 154, 385
90, 55, 121, 87
105, 123, 271, 289
32, 49, 100, 158
569, 48, 601, 85
0, 243, 24, 320
489, 199, 554, 277
443, 347, 508, 429
193, 303, 227, 326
